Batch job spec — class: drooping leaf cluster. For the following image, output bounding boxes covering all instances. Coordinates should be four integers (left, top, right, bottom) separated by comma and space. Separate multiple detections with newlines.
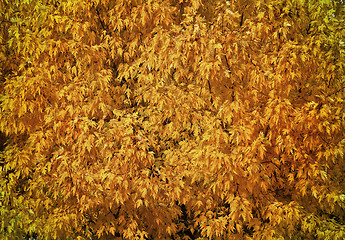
0, 0, 345, 239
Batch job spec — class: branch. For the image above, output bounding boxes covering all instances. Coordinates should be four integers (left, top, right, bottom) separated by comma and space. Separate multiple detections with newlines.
224, 54, 231, 73
95, 6, 107, 33
207, 79, 213, 104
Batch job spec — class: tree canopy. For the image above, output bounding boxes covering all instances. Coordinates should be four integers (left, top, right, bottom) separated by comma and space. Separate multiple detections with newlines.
1, 0, 345, 239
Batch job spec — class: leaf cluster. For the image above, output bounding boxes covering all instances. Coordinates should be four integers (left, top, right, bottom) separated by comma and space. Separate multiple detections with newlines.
0, 0, 345, 239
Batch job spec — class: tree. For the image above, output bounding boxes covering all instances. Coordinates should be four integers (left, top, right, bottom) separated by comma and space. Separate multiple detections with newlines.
0, 0, 344, 239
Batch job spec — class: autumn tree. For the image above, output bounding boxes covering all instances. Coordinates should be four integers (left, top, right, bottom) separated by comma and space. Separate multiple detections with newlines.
1, 0, 345, 239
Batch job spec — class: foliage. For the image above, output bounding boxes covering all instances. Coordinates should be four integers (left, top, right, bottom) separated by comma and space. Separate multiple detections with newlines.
0, 0, 345, 239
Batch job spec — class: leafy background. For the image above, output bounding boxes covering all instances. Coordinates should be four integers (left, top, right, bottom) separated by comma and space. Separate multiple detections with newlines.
0, 0, 344, 239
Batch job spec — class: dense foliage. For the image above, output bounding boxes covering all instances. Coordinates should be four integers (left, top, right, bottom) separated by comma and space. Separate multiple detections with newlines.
1, 0, 345, 239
